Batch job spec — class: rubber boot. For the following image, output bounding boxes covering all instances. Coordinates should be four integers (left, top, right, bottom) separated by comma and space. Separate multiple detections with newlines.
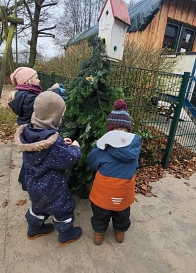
93, 232, 104, 246
114, 231, 124, 243
58, 226, 82, 246
27, 223, 54, 240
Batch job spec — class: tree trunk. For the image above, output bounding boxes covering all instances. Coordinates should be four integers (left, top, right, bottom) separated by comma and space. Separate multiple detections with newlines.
1, 7, 15, 73
0, 24, 15, 97
28, 2, 43, 67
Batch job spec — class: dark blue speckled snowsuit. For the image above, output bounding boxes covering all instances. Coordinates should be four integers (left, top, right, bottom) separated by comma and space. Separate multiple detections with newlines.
16, 124, 81, 233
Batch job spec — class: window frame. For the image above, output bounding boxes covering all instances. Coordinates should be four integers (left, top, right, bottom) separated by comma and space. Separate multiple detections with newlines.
163, 20, 196, 53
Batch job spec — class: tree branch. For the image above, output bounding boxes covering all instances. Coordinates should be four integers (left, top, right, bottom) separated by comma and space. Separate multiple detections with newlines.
23, 0, 33, 22
42, 2, 57, 8
6, 0, 33, 14
38, 32, 55, 37
38, 25, 56, 32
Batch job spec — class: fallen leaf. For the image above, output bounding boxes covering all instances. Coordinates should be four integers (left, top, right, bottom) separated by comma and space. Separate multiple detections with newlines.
15, 199, 27, 206
0, 174, 5, 177
152, 193, 158, 197
145, 192, 153, 197
2, 199, 8, 208
184, 182, 191, 186
174, 175, 181, 179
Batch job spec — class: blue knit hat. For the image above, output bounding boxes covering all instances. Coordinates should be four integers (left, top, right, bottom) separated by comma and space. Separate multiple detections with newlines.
107, 99, 131, 132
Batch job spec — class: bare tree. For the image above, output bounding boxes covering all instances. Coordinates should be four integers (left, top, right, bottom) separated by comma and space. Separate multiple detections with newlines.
54, 0, 105, 48
1, 0, 58, 67
1, 0, 106, 64
0, 0, 30, 46
19, 0, 58, 67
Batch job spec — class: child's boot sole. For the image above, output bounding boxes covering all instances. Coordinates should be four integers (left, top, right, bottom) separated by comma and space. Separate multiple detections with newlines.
58, 234, 82, 246
27, 229, 54, 240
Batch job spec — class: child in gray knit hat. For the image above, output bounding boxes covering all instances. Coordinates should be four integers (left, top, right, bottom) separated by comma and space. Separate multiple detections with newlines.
15, 91, 82, 246
9, 67, 64, 191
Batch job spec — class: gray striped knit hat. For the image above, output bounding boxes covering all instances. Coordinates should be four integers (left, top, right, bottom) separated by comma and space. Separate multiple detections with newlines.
107, 99, 131, 132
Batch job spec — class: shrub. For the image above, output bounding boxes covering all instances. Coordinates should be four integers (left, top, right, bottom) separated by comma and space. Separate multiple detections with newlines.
60, 36, 123, 198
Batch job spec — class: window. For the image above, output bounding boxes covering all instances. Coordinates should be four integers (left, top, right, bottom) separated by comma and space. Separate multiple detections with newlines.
163, 21, 196, 53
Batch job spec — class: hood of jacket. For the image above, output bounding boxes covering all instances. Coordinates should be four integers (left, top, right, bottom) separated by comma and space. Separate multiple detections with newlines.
106, 135, 141, 163
15, 124, 59, 166
8, 91, 29, 116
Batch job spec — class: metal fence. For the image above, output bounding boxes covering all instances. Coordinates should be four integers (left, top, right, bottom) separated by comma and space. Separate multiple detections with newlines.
111, 65, 196, 167
38, 65, 196, 168
37, 71, 72, 91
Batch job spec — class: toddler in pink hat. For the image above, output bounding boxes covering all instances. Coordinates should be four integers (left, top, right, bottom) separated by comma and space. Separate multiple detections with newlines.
8, 67, 42, 125
8, 67, 43, 191
10, 67, 38, 86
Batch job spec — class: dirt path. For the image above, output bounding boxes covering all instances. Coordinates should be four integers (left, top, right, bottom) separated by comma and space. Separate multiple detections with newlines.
0, 85, 15, 109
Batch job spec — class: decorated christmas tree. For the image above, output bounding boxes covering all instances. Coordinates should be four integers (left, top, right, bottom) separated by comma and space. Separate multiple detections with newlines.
61, 36, 123, 198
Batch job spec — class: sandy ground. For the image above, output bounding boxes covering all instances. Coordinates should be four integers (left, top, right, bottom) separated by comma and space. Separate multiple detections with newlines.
0, 83, 196, 272
0, 140, 196, 273
0, 85, 15, 109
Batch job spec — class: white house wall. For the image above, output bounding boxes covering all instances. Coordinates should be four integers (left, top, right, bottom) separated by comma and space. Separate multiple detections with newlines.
158, 54, 195, 99
171, 54, 196, 101
172, 55, 196, 75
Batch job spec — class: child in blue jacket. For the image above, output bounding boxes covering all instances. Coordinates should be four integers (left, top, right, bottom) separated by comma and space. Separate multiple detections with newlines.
8, 67, 66, 125
87, 99, 141, 246
15, 91, 82, 246
8, 67, 42, 125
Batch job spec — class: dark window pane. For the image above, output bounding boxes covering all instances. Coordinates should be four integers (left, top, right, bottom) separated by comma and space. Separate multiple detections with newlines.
163, 25, 178, 50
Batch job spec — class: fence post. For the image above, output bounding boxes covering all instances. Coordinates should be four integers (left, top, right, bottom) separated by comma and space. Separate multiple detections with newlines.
51, 72, 55, 86
162, 72, 190, 168
38, 71, 41, 81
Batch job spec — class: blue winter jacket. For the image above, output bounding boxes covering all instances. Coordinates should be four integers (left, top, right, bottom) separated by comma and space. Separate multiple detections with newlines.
88, 134, 141, 180
87, 132, 141, 210
15, 124, 81, 214
8, 91, 37, 125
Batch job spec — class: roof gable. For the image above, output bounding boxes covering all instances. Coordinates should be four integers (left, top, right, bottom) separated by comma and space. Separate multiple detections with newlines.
98, 0, 131, 26
65, 0, 162, 48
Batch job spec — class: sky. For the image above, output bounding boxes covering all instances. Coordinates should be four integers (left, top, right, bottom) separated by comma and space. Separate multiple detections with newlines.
39, 0, 140, 58
0, 0, 141, 60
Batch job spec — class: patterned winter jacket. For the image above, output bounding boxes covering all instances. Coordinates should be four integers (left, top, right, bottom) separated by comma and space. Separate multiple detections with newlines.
15, 124, 81, 214
88, 132, 141, 211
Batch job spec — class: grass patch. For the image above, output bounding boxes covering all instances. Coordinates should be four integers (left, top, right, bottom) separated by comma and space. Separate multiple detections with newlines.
0, 107, 17, 141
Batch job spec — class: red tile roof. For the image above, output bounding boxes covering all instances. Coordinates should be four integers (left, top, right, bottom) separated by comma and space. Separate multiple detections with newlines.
98, 0, 131, 26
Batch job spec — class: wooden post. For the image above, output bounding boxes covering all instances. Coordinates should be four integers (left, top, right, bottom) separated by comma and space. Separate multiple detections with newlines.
0, 7, 24, 97
0, 23, 15, 97
1, 7, 15, 73
0, 15, 24, 24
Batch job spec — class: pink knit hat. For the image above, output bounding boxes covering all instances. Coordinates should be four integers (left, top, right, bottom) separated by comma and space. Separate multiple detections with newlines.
10, 67, 37, 86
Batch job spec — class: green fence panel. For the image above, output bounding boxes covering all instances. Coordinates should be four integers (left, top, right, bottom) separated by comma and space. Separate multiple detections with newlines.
37, 65, 196, 168
111, 64, 196, 167
162, 72, 191, 168
37, 71, 72, 91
